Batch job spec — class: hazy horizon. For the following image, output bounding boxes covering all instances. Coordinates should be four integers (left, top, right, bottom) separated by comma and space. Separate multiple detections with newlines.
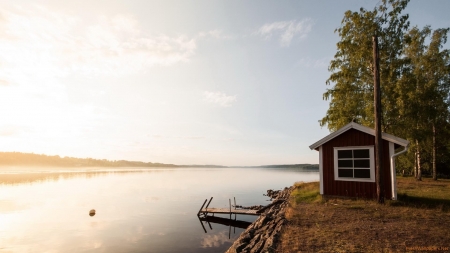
0, 151, 319, 167
0, 1, 448, 166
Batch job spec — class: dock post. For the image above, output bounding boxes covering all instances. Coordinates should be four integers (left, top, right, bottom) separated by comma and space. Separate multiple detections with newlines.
229, 199, 231, 220
205, 197, 213, 211
234, 197, 236, 210
197, 199, 207, 216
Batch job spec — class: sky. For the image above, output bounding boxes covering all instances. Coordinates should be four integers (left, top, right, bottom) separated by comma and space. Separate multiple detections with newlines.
0, 0, 449, 166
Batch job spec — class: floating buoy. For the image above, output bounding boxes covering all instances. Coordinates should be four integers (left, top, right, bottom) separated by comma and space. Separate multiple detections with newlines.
89, 209, 96, 216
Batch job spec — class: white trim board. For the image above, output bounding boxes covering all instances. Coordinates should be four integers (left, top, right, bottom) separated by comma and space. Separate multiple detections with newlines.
333, 146, 375, 183
309, 122, 409, 150
319, 146, 323, 195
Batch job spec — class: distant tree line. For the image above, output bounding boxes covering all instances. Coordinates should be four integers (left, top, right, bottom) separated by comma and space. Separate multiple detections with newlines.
0, 152, 318, 169
321, 0, 450, 179
256, 164, 319, 170
0, 152, 177, 167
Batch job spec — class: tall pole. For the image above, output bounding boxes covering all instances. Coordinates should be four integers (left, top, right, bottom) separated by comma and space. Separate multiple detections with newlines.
373, 35, 384, 204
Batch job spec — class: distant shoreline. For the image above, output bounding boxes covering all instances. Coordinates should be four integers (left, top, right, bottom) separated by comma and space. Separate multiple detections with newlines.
0, 152, 318, 170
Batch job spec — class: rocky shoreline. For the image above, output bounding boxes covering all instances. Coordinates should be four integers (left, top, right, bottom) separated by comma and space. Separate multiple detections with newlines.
225, 186, 294, 253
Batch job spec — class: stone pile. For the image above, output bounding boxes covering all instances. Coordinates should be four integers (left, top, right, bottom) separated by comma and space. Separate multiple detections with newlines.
233, 205, 264, 210
226, 186, 293, 253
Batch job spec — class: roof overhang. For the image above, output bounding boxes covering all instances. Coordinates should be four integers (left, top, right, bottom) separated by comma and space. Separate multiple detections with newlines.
309, 122, 410, 150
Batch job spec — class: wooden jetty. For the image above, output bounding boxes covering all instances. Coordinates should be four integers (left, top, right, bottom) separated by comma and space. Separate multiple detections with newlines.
197, 197, 258, 238
197, 197, 261, 218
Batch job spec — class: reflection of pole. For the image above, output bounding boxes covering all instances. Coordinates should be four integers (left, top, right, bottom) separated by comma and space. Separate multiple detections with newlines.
198, 216, 252, 229
207, 221, 212, 230
197, 216, 207, 233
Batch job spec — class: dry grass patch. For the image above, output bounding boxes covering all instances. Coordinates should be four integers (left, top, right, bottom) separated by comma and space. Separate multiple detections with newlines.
278, 178, 450, 253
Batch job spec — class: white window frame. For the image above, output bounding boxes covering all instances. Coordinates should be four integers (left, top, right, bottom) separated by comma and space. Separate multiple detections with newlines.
333, 146, 375, 182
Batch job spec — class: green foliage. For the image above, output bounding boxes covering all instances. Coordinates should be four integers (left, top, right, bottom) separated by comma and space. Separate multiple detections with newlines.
322, 0, 410, 132
322, 0, 450, 176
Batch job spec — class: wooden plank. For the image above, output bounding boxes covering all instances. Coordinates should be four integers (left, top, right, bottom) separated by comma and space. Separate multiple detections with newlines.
200, 208, 260, 216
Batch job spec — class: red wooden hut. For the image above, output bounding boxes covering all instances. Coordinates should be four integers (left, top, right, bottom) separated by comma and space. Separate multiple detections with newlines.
309, 122, 409, 200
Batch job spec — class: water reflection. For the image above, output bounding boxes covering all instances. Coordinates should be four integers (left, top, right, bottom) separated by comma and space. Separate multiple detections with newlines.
199, 216, 252, 230
198, 215, 252, 242
0, 167, 318, 252
0, 168, 172, 185
200, 230, 236, 249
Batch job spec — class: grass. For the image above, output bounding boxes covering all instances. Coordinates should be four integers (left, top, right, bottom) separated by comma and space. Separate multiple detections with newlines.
395, 177, 450, 210
278, 177, 450, 252
291, 181, 321, 204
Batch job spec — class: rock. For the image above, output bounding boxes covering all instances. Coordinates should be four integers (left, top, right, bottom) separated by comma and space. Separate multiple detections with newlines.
236, 242, 247, 252
241, 233, 252, 243
264, 189, 281, 200
235, 205, 264, 210
226, 186, 294, 253
245, 234, 261, 250
250, 239, 265, 253
89, 209, 95, 216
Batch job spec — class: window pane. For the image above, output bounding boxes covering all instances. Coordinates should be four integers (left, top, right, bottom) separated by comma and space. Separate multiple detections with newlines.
354, 169, 371, 178
354, 149, 370, 158
338, 150, 352, 159
338, 169, 353, 178
354, 159, 370, 168
338, 160, 353, 167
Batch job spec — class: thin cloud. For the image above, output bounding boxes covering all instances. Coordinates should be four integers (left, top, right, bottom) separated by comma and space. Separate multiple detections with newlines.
203, 91, 237, 107
0, 5, 197, 81
255, 18, 313, 47
197, 29, 233, 40
180, 136, 204, 140
150, 134, 204, 140
296, 57, 330, 69
0, 126, 19, 136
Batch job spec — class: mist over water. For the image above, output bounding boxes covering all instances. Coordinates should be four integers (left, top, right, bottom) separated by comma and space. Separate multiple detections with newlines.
0, 167, 318, 253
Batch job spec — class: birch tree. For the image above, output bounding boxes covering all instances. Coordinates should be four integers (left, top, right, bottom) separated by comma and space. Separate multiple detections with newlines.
322, 0, 450, 178
321, 0, 410, 132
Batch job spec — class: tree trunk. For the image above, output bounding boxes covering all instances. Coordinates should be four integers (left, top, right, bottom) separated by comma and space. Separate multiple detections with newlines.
416, 139, 422, 181
414, 149, 417, 178
432, 123, 437, 180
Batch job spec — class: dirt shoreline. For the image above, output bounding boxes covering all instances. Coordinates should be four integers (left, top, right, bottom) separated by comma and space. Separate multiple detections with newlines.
225, 186, 294, 253
277, 180, 450, 252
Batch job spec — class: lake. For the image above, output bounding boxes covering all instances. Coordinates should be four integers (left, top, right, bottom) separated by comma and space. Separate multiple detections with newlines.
0, 167, 318, 253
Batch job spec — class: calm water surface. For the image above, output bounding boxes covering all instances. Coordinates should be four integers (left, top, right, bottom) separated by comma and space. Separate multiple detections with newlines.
0, 167, 318, 253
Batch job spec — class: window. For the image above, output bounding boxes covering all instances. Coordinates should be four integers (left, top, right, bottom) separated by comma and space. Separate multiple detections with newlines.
333, 146, 375, 182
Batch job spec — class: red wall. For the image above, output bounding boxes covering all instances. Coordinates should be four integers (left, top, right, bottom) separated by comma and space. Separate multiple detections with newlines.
321, 128, 392, 199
